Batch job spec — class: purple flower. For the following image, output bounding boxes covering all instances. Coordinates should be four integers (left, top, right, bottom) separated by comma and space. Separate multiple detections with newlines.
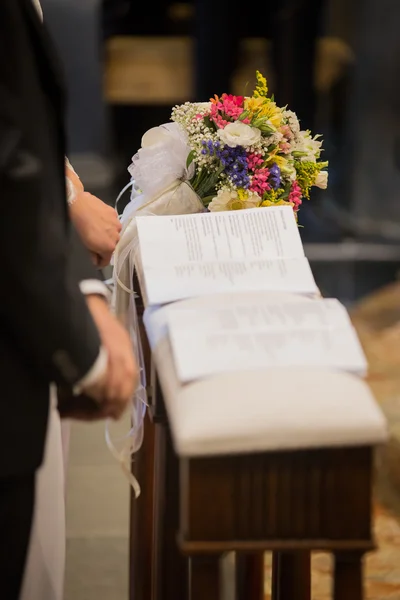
269, 163, 281, 189
199, 140, 251, 188
215, 145, 250, 188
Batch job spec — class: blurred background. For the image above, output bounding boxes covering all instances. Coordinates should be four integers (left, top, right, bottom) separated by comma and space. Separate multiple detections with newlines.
38, 2, 400, 599
41, 0, 400, 307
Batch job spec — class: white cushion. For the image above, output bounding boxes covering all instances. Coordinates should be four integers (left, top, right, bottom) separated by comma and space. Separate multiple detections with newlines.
144, 292, 388, 457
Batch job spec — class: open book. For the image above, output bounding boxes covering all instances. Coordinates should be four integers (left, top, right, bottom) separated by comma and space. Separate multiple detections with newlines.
164, 295, 368, 383
135, 207, 318, 305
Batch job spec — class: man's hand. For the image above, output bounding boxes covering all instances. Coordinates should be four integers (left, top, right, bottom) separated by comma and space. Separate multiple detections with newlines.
69, 191, 122, 268
83, 296, 138, 420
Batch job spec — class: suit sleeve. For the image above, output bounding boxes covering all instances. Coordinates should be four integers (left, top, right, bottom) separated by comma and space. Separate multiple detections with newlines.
0, 98, 103, 388
0, 161, 104, 385
68, 224, 102, 285
0, 150, 106, 386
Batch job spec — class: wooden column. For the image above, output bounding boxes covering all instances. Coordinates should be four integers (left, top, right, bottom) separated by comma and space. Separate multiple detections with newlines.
271, 551, 311, 600
190, 556, 221, 600
334, 552, 364, 600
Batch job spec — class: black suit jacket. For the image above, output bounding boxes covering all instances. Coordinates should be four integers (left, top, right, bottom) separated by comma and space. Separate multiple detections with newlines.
0, 0, 102, 477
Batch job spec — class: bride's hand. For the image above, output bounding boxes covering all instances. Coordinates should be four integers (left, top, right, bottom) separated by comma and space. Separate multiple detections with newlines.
69, 191, 122, 268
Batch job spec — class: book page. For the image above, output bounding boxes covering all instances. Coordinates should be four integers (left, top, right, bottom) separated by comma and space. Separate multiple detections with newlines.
136, 206, 304, 267
166, 298, 352, 334
168, 322, 367, 383
144, 257, 317, 305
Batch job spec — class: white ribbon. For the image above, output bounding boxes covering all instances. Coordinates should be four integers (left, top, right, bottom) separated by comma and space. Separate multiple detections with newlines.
106, 178, 204, 497
105, 120, 204, 496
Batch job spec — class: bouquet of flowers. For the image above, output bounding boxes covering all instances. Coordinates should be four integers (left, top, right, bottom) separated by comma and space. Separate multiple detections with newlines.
126, 71, 328, 220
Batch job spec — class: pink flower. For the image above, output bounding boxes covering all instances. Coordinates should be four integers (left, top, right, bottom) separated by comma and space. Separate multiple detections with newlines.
279, 141, 292, 154
281, 125, 293, 140
210, 106, 229, 129
288, 181, 302, 211
247, 152, 264, 171
210, 93, 245, 126
223, 94, 244, 107
249, 168, 271, 196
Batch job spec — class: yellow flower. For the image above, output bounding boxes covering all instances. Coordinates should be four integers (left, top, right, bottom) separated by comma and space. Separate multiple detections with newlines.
256, 101, 283, 129
244, 97, 265, 114
237, 188, 249, 200
253, 71, 268, 97
295, 161, 323, 199
265, 154, 288, 170
261, 199, 293, 208
208, 189, 261, 212
244, 96, 283, 130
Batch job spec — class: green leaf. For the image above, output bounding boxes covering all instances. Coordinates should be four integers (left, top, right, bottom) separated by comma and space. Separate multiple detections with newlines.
280, 186, 291, 200
258, 123, 275, 134
238, 110, 250, 121
203, 116, 217, 131
196, 168, 224, 198
186, 150, 196, 169
201, 195, 215, 207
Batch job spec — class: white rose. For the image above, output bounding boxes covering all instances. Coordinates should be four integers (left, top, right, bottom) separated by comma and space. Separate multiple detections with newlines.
208, 188, 260, 212
314, 170, 328, 189
217, 121, 261, 148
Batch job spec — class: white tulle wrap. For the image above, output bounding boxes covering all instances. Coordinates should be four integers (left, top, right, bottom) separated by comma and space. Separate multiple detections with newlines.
109, 123, 204, 496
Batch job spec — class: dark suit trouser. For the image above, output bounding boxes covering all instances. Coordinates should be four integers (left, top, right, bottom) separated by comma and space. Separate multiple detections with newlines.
0, 474, 35, 600
194, 0, 325, 131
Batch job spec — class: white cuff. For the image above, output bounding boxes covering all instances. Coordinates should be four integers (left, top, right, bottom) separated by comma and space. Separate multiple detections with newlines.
66, 177, 77, 206
33, 0, 43, 20
79, 279, 111, 302
65, 156, 79, 177
72, 281, 110, 394
73, 346, 108, 395
65, 157, 80, 206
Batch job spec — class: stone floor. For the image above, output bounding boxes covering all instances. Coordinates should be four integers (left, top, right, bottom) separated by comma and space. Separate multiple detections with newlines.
64, 417, 131, 600
351, 283, 400, 504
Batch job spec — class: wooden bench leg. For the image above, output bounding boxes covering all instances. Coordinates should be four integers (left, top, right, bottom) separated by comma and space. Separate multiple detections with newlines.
271, 551, 311, 600
334, 552, 364, 600
235, 553, 264, 600
152, 423, 187, 600
190, 556, 221, 600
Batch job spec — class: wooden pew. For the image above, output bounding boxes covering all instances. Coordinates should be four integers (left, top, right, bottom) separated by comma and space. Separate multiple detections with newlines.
129, 285, 386, 600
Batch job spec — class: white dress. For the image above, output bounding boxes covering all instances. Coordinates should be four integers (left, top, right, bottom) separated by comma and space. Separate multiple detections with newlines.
20, 389, 69, 600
